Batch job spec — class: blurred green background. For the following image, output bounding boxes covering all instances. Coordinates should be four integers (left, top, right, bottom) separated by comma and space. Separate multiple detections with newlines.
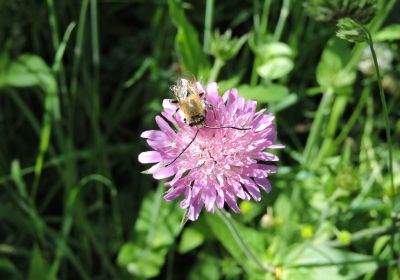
0, 0, 399, 279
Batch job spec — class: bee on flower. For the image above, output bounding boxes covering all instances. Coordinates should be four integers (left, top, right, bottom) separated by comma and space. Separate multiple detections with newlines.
138, 79, 283, 221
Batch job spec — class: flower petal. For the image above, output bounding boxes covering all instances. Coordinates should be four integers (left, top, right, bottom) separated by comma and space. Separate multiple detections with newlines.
153, 165, 175, 180
254, 177, 272, 193
138, 151, 162, 164
241, 177, 261, 201
225, 192, 241, 213
164, 186, 186, 201
268, 144, 285, 149
141, 130, 166, 140
216, 187, 225, 208
204, 187, 216, 212
180, 187, 192, 208
155, 116, 175, 136
187, 195, 203, 221
162, 99, 179, 110
257, 152, 279, 161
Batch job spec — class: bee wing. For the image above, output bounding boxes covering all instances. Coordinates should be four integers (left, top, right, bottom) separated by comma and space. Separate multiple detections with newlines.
187, 79, 202, 97
170, 79, 189, 101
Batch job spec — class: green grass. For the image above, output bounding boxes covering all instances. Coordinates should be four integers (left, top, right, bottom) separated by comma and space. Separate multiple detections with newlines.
0, 0, 399, 279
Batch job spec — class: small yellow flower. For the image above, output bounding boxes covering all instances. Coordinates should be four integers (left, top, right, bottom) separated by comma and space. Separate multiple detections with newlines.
338, 230, 352, 245
301, 225, 314, 239
274, 266, 283, 279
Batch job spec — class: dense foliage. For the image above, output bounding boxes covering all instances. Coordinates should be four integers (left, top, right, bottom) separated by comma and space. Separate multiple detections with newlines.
0, 0, 399, 279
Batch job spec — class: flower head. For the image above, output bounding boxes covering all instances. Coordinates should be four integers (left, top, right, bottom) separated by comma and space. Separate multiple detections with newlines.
304, 0, 377, 24
138, 82, 283, 221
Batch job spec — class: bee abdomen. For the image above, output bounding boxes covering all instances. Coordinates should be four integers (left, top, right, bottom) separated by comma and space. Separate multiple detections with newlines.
188, 115, 205, 127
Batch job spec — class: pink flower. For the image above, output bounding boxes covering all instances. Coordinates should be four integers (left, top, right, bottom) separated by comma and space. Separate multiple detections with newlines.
138, 82, 283, 221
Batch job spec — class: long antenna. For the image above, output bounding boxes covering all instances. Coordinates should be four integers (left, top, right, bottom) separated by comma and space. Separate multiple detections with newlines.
204, 125, 251, 131
166, 128, 200, 167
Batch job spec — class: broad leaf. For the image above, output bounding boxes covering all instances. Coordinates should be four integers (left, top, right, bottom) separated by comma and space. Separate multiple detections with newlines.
257, 42, 294, 80
236, 84, 289, 103
277, 244, 379, 280
205, 211, 266, 274
375, 24, 400, 42
178, 227, 205, 254
117, 185, 183, 278
0, 54, 56, 94
28, 245, 56, 280
316, 38, 355, 91
168, 0, 209, 77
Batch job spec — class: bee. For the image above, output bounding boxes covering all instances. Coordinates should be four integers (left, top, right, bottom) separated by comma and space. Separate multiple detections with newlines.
170, 78, 206, 127
165, 78, 250, 167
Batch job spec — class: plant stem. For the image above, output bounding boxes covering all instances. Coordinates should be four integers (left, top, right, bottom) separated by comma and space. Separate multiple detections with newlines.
325, 224, 399, 247
303, 88, 334, 165
208, 58, 224, 82
203, 0, 214, 53
286, 257, 383, 269
361, 24, 396, 280
259, 0, 271, 38
273, 0, 290, 41
331, 84, 370, 151
216, 208, 275, 273
313, 94, 348, 167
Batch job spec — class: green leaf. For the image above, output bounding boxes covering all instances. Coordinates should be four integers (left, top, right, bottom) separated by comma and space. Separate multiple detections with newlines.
0, 54, 60, 119
257, 57, 294, 80
205, 212, 265, 274
316, 38, 356, 91
28, 245, 55, 280
373, 235, 391, 257
0, 54, 56, 94
118, 243, 167, 278
237, 84, 289, 103
178, 227, 205, 254
10, 159, 28, 199
189, 252, 221, 280
278, 244, 379, 280
270, 93, 298, 113
0, 257, 22, 279
259, 42, 293, 60
218, 75, 242, 94
168, 0, 209, 77
256, 42, 294, 80
117, 185, 184, 278
0, 50, 10, 69
209, 29, 248, 61
375, 24, 400, 42
239, 200, 265, 223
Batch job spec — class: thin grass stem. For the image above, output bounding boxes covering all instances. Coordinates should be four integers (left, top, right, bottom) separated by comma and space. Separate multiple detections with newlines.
362, 25, 396, 280
203, 0, 214, 53
216, 208, 275, 274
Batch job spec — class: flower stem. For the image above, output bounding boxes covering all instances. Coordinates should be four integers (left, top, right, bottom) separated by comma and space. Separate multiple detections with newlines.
273, 0, 290, 41
203, 0, 214, 53
325, 224, 399, 247
216, 208, 275, 273
361, 24, 396, 280
208, 58, 224, 82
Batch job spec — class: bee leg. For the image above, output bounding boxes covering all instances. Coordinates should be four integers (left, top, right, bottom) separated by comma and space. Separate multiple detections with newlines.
172, 107, 180, 122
